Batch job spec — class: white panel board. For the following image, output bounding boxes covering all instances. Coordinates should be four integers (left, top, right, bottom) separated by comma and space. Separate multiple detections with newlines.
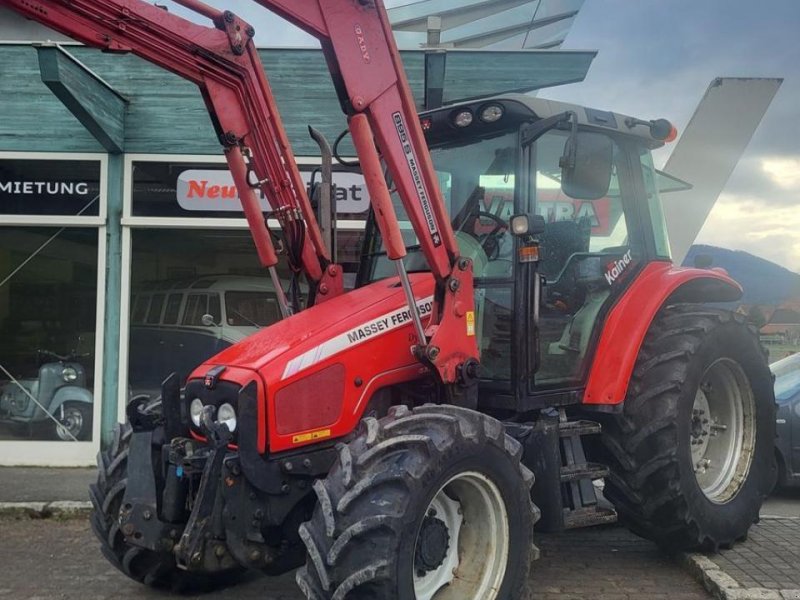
662, 77, 782, 264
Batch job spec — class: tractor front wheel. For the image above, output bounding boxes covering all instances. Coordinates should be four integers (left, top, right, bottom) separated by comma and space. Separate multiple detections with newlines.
600, 305, 776, 551
296, 404, 538, 600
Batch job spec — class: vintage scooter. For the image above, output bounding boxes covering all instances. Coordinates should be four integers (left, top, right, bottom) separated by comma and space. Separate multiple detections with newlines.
0, 349, 93, 441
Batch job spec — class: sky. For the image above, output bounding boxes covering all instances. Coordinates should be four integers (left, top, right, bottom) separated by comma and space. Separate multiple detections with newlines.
172, 0, 800, 271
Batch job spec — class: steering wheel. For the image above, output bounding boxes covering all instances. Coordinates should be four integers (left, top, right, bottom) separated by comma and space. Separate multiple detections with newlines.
467, 211, 507, 261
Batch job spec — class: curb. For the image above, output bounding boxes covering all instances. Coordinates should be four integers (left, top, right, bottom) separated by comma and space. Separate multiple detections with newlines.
0, 501, 91, 519
682, 553, 800, 600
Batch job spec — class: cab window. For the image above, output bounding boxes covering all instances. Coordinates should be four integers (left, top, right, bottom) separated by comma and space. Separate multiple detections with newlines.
365, 131, 518, 282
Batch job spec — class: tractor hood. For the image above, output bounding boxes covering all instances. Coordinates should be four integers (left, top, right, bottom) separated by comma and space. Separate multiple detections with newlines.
189, 273, 445, 452
193, 273, 436, 380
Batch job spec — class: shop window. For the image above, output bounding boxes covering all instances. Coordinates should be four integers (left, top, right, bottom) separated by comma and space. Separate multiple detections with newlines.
0, 227, 98, 442
225, 292, 279, 326
128, 229, 296, 397
0, 159, 101, 217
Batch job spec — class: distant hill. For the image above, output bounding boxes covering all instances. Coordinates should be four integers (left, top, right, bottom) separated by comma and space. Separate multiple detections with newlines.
683, 245, 800, 306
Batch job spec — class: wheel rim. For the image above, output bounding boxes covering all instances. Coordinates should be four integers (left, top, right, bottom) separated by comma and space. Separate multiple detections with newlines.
690, 358, 756, 504
56, 406, 84, 441
413, 471, 509, 600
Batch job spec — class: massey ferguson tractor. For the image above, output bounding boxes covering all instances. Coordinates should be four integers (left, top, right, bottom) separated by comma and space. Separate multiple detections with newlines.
4, 1, 776, 598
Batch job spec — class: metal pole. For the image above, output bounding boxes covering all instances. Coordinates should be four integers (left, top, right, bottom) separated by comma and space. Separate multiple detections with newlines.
395, 259, 427, 348
268, 266, 293, 318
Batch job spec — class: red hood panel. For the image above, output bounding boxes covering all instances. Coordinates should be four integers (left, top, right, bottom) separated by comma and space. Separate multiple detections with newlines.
190, 273, 438, 453
201, 273, 435, 374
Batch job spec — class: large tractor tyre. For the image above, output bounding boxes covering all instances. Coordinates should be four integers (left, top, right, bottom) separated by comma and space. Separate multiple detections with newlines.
89, 423, 243, 592
600, 305, 776, 551
296, 404, 539, 600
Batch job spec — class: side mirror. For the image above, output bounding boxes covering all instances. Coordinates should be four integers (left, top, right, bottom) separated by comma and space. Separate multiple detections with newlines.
201, 313, 219, 327
510, 213, 546, 237
561, 131, 613, 200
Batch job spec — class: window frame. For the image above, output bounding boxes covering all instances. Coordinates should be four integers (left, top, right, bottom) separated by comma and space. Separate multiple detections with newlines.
0, 151, 107, 464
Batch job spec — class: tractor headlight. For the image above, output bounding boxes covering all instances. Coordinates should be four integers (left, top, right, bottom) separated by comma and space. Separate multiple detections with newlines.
62, 367, 78, 383
190, 398, 204, 427
217, 403, 237, 433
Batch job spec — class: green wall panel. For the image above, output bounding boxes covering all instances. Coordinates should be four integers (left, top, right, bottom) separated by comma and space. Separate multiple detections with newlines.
37, 46, 127, 153
442, 50, 596, 103
0, 44, 591, 156
0, 46, 103, 153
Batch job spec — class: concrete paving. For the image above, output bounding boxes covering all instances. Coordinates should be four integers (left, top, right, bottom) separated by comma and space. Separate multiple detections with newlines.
0, 467, 796, 600
0, 517, 709, 600
685, 518, 800, 600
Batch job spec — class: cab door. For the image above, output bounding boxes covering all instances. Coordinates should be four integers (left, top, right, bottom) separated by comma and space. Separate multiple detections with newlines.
523, 130, 646, 394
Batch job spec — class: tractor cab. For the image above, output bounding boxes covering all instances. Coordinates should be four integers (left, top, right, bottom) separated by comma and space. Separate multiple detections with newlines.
358, 95, 677, 412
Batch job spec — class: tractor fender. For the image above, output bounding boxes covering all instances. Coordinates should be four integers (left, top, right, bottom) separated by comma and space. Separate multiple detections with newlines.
583, 261, 742, 407
50, 385, 94, 412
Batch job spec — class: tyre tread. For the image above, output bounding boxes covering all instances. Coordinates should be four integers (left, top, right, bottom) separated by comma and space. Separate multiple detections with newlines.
600, 304, 774, 551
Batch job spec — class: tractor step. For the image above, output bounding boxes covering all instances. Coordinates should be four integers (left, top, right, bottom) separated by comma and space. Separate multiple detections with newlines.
514, 415, 617, 532
560, 462, 609, 483
563, 506, 618, 530
558, 419, 602, 437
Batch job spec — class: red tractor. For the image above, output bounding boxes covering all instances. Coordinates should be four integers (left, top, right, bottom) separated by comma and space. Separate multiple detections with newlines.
4, 1, 776, 598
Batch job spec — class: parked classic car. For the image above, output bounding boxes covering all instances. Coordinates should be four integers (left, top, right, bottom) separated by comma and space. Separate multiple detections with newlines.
771, 353, 800, 488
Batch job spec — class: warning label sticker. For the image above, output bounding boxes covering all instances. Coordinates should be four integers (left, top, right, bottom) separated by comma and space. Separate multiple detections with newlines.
292, 429, 331, 444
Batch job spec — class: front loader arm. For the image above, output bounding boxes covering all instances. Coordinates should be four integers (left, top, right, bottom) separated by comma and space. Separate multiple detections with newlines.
0, 0, 341, 308
252, 0, 479, 385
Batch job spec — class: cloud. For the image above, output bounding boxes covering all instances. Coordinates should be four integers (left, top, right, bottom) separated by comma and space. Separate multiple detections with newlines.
697, 192, 800, 270
762, 157, 800, 190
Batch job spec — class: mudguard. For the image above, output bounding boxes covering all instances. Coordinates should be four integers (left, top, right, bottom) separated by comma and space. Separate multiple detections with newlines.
50, 385, 94, 411
583, 262, 742, 407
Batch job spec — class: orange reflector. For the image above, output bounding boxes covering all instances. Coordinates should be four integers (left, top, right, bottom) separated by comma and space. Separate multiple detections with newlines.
519, 245, 539, 263
665, 125, 678, 143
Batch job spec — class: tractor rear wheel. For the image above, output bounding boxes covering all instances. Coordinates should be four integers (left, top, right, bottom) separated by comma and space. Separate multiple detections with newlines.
89, 423, 243, 592
600, 305, 776, 551
296, 404, 538, 600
